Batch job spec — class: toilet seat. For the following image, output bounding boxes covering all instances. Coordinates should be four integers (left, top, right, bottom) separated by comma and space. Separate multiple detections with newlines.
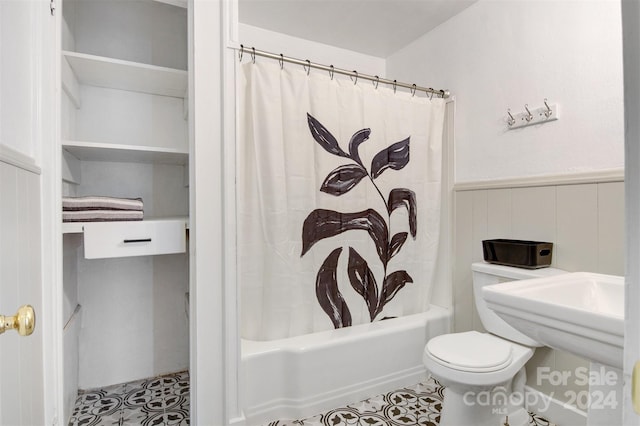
426, 331, 513, 372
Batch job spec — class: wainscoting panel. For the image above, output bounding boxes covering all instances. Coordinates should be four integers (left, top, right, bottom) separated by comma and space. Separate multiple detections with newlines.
598, 182, 625, 274
487, 189, 512, 238
453, 191, 474, 333
556, 184, 598, 272
511, 186, 557, 246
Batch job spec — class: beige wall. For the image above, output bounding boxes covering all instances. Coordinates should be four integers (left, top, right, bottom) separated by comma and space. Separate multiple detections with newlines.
453, 180, 624, 409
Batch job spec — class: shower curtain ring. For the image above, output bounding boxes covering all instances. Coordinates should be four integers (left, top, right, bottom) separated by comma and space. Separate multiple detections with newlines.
373, 76, 379, 89
251, 47, 256, 64
329, 65, 334, 80
304, 59, 311, 76
279, 54, 284, 69
393, 80, 397, 94
350, 70, 358, 85
411, 84, 416, 97
238, 44, 244, 62
429, 89, 434, 101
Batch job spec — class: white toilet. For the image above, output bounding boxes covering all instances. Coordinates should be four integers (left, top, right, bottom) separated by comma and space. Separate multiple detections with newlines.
424, 262, 566, 426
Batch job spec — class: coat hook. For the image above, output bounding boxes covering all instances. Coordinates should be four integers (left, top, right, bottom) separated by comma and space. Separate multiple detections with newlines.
329, 65, 334, 80
524, 104, 533, 122
303, 59, 311, 76
350, 70, 358, 85
507, 108, 516, 126
544, 98, 553, 118
238, 44, 244, 62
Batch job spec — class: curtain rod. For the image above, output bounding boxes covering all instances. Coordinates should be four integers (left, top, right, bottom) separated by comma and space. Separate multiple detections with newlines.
237, 45, 450, 99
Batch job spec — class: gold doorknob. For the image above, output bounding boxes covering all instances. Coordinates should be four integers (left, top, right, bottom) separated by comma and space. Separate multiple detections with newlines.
634, 361, 640, 414
0, 305, 35, 336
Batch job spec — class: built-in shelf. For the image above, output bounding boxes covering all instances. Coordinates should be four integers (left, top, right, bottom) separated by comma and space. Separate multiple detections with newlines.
152, 0, 187, 8
63, 50, 188, 98
63, 140, 188, 165
62, 217, 189, 235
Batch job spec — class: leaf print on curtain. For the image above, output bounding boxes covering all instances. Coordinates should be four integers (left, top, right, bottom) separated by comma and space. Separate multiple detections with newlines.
237, 61, 446, 340
301, 114, 416, 328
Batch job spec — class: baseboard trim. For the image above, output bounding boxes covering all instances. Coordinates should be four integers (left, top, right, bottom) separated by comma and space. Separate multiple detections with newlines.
525, 385, 587, 426
454, 168, 624, 192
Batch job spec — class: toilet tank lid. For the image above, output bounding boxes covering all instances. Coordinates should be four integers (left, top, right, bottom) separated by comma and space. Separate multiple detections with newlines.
472, 261, 566, 280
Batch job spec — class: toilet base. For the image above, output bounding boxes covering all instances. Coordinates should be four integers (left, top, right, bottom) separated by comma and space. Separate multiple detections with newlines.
434, 367, 531, 426
438, 384, 530, 426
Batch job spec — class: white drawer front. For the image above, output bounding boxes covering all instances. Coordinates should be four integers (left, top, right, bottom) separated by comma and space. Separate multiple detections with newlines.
83, 220, 186, 259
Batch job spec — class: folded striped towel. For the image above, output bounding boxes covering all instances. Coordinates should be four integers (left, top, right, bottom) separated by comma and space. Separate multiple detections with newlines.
63, 196, 143, 212
63, 210, 144, 223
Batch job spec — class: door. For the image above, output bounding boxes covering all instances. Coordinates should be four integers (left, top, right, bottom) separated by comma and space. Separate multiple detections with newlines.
624, 0, 640, 424
0, 0, 56, 424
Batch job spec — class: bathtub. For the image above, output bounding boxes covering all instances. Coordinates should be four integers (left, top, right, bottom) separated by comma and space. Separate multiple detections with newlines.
241, 305, 451, 424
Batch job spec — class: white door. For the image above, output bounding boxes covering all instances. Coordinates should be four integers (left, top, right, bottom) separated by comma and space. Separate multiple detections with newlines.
623, 0, 640, 424
0, 0, 56, 424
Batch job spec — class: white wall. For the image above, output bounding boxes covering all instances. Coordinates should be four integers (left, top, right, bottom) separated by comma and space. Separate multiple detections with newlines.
239, 23, 385, 79
386, 0, 624, 183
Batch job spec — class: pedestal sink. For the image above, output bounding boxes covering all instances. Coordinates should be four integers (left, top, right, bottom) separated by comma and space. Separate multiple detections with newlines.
482, 271, 624, 425
482, 271, 624, 368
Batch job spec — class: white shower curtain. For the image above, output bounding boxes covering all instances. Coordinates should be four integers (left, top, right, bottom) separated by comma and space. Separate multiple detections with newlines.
238, 61, 446, 341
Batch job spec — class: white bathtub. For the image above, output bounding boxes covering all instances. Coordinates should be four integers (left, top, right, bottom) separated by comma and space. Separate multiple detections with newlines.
241, 305, 451, 424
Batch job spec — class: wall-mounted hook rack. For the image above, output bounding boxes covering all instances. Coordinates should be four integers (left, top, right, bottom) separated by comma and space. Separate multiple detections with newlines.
506, 99, 559, 130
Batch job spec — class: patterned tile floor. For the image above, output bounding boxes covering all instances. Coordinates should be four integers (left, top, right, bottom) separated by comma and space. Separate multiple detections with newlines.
68, 371, 189, 426
69, 373, 554, 426
266, 377, 555, 426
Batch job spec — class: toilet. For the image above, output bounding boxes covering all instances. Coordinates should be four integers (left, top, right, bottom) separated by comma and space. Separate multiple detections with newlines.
424, 262, 566, 426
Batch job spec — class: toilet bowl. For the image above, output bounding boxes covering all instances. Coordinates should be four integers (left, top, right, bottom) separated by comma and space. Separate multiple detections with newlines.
424, 262, 566, 426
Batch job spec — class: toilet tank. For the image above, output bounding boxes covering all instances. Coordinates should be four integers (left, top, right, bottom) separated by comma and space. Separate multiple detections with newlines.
472, 262, 566, 346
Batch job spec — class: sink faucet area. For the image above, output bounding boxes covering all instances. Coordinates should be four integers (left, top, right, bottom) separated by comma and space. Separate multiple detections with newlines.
482, 272, 624, 369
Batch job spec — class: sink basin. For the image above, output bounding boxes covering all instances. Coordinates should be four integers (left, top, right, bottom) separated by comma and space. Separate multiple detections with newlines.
482, 272, 624, 368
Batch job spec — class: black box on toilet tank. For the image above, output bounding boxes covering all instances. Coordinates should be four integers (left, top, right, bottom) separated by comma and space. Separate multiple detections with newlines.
482, 239, 553, 269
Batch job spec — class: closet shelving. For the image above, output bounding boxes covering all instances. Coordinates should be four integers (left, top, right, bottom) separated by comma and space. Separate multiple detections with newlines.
62, 140, 188, 165
60, 1, 190, 422
62, 50, 188, 99
62, 217, 190, 235
61, 49, 188, 168
60, 0, 189, 234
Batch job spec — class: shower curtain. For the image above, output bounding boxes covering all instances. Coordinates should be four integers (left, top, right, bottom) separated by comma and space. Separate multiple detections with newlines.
238, 61, 446, 341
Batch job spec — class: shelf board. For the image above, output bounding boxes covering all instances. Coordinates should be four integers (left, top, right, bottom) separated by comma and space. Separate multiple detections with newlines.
63, 140, 188, 165
63, 216, 189, 234
151, 0, 187, 8
63, 50, 188, 98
